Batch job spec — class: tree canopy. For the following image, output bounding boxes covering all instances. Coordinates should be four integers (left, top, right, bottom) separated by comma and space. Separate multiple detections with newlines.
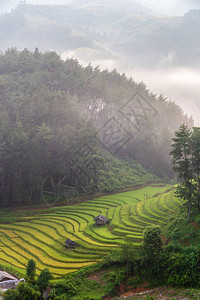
0, 48, 192, 207
171, 124, 200, 219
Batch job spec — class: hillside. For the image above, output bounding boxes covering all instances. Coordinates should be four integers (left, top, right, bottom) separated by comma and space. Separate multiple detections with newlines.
0, 185, 172, 279
0, 49, 192, 208
0, 3, 200, 68
118, 9, 200, 68
4, 184, 200, 299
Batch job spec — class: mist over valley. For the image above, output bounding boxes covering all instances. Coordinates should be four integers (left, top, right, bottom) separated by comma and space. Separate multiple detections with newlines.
0, 0, 194, 123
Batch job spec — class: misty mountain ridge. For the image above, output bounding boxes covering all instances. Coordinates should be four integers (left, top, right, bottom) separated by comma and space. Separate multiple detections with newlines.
167, 0, 200, 15
70, 0, 156, 16
1, 0, 200, 16
0, 2, 200, 69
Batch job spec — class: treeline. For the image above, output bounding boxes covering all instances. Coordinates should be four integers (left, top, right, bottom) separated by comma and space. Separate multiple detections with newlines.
0, 48, 192, 207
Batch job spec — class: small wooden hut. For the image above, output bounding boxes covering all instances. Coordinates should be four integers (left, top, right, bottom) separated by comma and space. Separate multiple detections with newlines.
65, 239, 77, 249
0, 271, 17, 283
93, 215, 107, 225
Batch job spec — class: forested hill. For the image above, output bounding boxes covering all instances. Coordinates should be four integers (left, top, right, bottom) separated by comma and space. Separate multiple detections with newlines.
0, 49, 192, 207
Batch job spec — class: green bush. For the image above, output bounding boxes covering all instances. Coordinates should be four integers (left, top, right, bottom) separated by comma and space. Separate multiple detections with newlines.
104, 270, 126, 296
164, 250, 200, 287
127, 276, 142, 288
142, 225, 163, 259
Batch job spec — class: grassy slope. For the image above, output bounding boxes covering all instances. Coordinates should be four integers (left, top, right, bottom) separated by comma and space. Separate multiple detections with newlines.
0, 184, 175, 279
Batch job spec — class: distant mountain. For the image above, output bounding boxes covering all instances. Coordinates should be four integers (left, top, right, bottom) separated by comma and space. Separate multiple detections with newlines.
71, 0, 156, 15
167, 0, 200, 15
114, 9, 200, 68
0, 2, 200, 68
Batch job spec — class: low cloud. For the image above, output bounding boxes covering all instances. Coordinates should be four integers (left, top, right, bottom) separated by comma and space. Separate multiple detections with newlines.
62, 49, 118, 70
129, 67, 200, 125
61, 50, 200, 126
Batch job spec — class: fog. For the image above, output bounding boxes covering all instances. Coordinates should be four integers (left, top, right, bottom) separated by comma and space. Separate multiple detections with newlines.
62, 50, 200, 126
131, 68, 200, 125
1, 0, 200, 125
137, 0, 200, 15
0, 0, 72, 14
136, 0, 175, 13
1, 0, 200, 15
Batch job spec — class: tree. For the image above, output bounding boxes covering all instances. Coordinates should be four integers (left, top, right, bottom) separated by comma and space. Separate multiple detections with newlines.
3, 282, 41, 300
170, 124, 193, 219
3, 289, 18, 300
17, 282, 41, 300
26, 259, 36, 285
3, 262, 52, 299
142, 225, 163, 259
191, 127, 200, 211
120, 239, 137, 272
171, 125, 200, 218
36, 268, 52, 294
0, 48, 194, 207
15, 282, 41, 300
140, 225, 163, 284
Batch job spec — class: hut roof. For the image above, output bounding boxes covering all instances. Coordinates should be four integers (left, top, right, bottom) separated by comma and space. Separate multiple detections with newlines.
0, 271, 17, 282
65, 239, 76, 246
93, 215, 107, 222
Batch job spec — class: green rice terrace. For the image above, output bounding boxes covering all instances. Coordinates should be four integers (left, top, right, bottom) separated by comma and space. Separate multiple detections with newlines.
0, 184, 178, 279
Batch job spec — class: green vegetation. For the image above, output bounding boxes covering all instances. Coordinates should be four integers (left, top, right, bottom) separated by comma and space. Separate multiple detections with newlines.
171, 125, 200, 219
26, 259, 36, 285
0, 3, 199, 299
3, 259, 52, 300
129, 288, 200, 300
0, 185, 172, 279
0, 48, 191, 207
44, 221, 200, 299
2, 181, 200, 298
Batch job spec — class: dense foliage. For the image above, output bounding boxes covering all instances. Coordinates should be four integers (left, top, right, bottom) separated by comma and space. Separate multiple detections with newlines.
171, 125, 200, 219
26, 259, 36, 285
0, 49, 192, 207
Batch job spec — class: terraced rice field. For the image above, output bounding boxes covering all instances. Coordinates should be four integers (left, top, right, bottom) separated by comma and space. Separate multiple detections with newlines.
0, 184, 178, 278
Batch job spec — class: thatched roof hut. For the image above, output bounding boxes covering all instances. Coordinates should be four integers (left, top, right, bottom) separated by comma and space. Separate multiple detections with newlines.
65, 239, 77, 249
93, 215, 107, 225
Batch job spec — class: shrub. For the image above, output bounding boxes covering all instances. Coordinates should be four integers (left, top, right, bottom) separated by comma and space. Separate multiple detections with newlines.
163, 247, 200, 287
142, 225, 163, 259
104, 270, 126, 296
